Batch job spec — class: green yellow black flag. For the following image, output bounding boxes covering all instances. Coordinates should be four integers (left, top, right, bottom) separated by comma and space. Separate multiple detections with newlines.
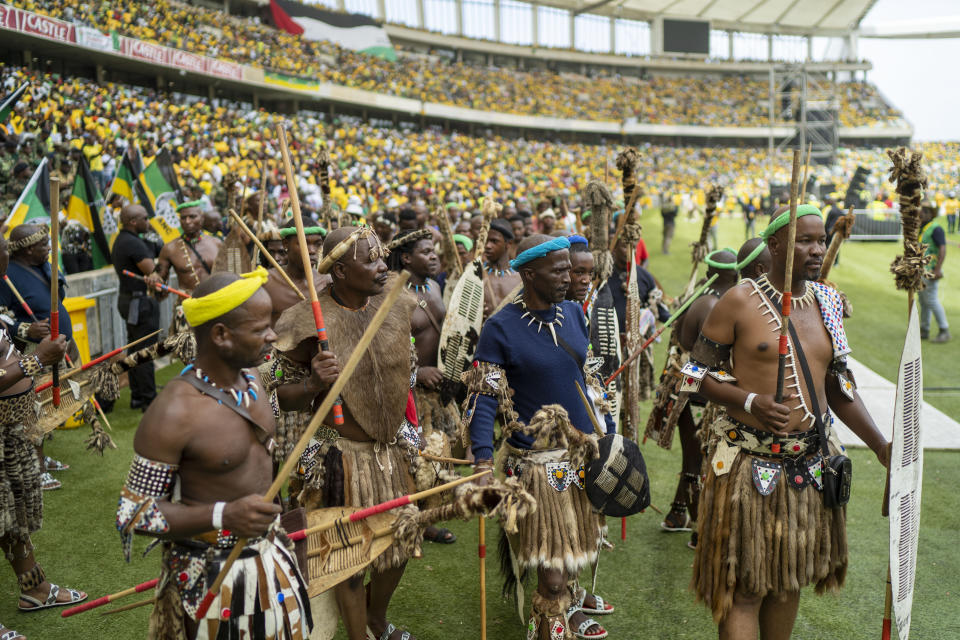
134, 148, 183, 244
66, 155, 112, 268
3, 158, 50, 234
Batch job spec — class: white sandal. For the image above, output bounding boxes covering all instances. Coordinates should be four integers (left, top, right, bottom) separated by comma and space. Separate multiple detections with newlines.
19, 584, 87, 611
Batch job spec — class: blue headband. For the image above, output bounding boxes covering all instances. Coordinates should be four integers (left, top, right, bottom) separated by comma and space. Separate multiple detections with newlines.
567, 234, 588, 245
510, 236, 571, 270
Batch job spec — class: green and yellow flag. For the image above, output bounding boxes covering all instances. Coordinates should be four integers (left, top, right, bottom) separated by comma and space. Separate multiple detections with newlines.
66, 155, 112, 268
3, 158, 50, 235
108, 144, 143, 205
134, 148, 183, 244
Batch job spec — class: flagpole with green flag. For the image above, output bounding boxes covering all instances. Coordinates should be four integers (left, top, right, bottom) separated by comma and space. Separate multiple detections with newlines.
66, 155, 112, 268
3, 158, 51, 235
134, 148, 183, 244
0, 83, 28, 123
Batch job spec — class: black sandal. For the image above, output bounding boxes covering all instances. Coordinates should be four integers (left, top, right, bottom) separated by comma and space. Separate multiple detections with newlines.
423, 526, 457, 544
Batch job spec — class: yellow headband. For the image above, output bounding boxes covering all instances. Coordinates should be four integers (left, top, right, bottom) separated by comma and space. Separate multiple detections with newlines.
181, 267, 269, 328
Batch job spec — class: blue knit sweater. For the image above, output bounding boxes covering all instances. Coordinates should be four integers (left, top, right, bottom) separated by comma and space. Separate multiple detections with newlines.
469, 298, 615, 461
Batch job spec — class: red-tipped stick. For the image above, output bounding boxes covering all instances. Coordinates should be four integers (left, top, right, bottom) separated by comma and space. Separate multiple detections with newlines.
621, 517, 627, 540
34, 329, 161, 393
605, 274, 719, 386
276, 124, 344, 425
61, 578, 158, 618
4, 275, 38, 321
479, 515, 487, 640
775, 150, 802, 403
285, 470, 490, 542
122, 270, 189, 299
49, 175, 61, 407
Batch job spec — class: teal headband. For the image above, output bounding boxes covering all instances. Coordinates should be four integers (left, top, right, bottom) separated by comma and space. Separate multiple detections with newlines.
510, 236, 571, 270
176, 200, 204, 212
453, 234, 473, 252
760, 204, 823, 240
704, 248, 738, 270
737, 241, 768, 272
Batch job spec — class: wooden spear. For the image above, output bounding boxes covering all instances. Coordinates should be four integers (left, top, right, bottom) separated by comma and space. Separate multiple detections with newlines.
775, 149, 802, 403
252, 165, 268, 266
49, 175, 61, 407
61, 578, 159, 617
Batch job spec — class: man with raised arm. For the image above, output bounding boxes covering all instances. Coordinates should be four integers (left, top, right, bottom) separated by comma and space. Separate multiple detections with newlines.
689, 206, 890, 640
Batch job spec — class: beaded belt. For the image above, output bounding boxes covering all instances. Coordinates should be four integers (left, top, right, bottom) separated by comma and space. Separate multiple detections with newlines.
717, 413, 826, 458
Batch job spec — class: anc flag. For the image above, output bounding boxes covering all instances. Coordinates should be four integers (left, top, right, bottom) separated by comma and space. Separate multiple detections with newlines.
66, 155, 112, 268
0, 83, 28, 123
108, 144, 143, 204
135, 148, 183, 244
3, 158, 50, 235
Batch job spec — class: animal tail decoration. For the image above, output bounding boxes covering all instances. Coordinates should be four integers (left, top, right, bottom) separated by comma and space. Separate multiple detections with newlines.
582, 180, 615, 284
613, 148, 643, 248
887, 148, 930, 294
691, 185, 724, 265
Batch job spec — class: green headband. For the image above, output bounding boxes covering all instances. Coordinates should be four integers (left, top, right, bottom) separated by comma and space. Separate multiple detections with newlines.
453, 234, 473, 252
704, 248, 738, 270
736, 241, 768, 272
760, 204, 823, 240
176, 200, 204, 212
279, 226, 326, 238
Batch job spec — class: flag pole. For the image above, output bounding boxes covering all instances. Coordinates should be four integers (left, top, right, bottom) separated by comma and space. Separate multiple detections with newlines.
49, 175, 61, 407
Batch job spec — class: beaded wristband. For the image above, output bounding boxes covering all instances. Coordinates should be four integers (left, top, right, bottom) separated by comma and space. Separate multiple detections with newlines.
18, 354, 43, 377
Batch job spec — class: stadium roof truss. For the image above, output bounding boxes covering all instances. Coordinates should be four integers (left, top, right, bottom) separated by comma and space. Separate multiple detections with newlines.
545, 0, 879, 36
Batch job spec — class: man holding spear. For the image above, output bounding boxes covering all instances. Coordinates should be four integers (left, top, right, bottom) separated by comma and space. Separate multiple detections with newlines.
688, 200, 890, 639
115, 269, 334, 639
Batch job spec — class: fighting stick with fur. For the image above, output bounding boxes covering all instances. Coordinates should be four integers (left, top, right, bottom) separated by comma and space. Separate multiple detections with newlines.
435, 204, 463, 279
317, 145, 333, 228
820, 206, 855, 281
887, 147, 930, 297
582, 180, 615, 284
612, 148, 643, 249
690, 185, 724, 266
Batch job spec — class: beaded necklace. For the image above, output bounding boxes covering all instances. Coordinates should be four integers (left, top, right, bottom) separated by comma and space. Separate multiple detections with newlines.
513, 293, 564, 347
180, 363, 259, 408
755, 273, 817, 310
406, 282, 431, 294
484, 262, 516, 277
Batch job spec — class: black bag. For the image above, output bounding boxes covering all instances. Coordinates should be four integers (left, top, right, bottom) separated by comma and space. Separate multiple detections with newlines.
788, 322, 851, 508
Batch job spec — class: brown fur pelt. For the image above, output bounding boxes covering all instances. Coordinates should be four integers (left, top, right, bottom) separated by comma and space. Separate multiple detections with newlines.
414, 386, 461, 442
887, 147, 931, 293
459, 361, 521, 447
0, 423, 43, 542
275, 274, 416, 443
148, 575, 186, 640
81, 401, 116, 455
510, 405, 599, 472
583, 181, 615, 283
300, 438, 417, 573
212, 223, 253, 274
411, 430, 459, 510
692, 440, 847, 624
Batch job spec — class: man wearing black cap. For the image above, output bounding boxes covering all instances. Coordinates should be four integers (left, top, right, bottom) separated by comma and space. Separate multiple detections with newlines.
482, 219, 521, 319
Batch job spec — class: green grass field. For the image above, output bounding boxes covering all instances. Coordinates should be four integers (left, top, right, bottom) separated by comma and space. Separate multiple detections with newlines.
1, 213, 957, 639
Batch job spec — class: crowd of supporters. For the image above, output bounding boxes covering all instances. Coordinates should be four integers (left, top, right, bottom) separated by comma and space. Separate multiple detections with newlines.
11, 0, 904, 127
1, 64, 954, 275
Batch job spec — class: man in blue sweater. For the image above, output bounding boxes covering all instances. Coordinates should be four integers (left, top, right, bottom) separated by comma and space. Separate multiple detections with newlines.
466, 234, 615, 640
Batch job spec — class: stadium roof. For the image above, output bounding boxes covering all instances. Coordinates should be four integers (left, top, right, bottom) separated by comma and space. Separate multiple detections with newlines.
542, 0, 878, 35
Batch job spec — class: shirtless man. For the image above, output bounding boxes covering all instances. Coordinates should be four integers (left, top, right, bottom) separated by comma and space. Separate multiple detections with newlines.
117, 270, 333, 639
660, 249, 738, 547
152, 201, 222, 293
690, 206, 890, 640
262, 221, 330, 325
387, 229, 459, 544
736, 237, 772, 281
482, 219, 522, 319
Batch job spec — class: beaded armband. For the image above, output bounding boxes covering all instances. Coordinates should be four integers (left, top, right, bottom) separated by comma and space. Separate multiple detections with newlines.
18, 354, 43, 377
680, 334, 735, 393
116, 454, 178, 562
459, 361, 519, 447
830, 357, 855, 401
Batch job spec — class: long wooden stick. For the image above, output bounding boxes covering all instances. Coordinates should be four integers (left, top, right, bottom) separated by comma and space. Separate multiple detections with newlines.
775, 149, 802, 403
800, 142, 812, 201
819, 206, 854, 281
49, 175, 61, 407
61, 578, 159, 617
34, 330, 162, 393
227, 209, 304, 300
605, 274, 718, 385
252, 166, 268, 266
276, 124, 343, 427
479, 515, 487, 640
575, 381, 605, 437
194, 271, 410, 620
286, 470, 490, 542
100, 597, 154, 616
419, 451, 471, 465
121, 270, 189, 299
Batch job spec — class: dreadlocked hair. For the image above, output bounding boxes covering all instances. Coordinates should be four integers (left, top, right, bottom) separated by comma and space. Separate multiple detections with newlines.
887, 147, 930, 293
386, 228, 433, 271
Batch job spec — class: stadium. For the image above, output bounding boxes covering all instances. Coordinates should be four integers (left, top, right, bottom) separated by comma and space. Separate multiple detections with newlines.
0, 0, 955, 639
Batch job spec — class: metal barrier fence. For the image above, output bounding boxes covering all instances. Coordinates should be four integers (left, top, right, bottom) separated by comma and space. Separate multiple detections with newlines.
848, 208, 902, 241
64, 268, 180, 357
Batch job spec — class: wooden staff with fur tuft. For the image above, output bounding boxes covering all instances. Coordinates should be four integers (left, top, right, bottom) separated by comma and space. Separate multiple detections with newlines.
49, 175, 61, 406
277, 125, 344, 429
193, 270, 411, 620
611, 148, 642, 250
682, 185, 724, 299
775, 150, 802, 403
435, 203, 463, 279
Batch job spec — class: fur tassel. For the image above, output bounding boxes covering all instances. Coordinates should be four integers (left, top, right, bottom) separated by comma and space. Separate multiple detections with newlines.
82, 402, 116, 455
91, 366, 121, 402
169, 330, 197, 365
887, 147, 930, 293
148, 576, 185, 640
